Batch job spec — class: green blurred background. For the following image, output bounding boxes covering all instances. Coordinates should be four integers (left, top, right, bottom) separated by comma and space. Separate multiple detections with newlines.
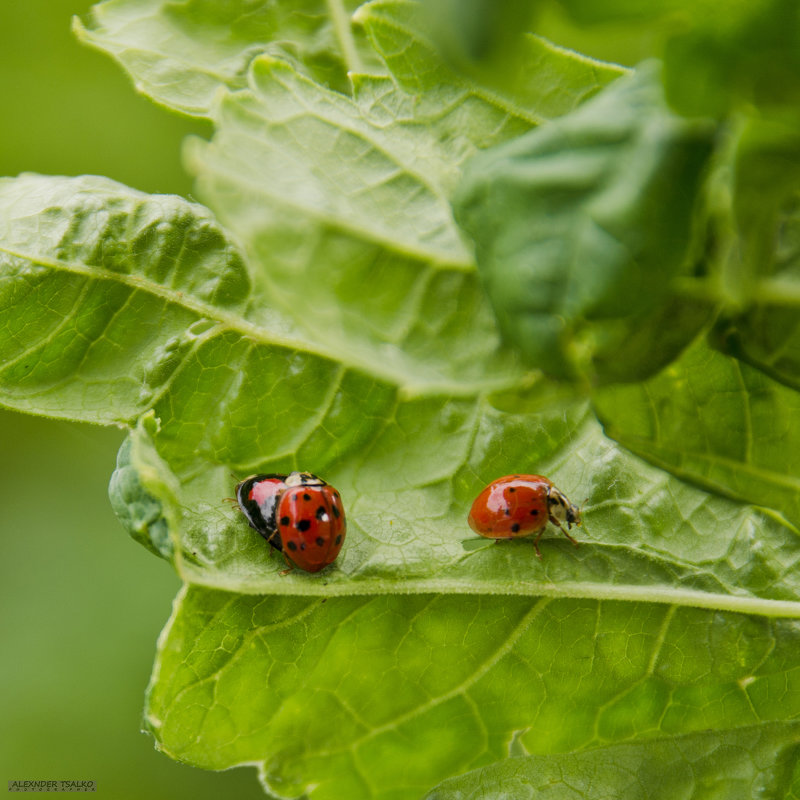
0, 2, 264, 796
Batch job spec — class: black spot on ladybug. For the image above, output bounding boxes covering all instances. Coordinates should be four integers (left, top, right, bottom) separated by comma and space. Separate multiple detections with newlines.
297, 519, 311, 532
335, 534, 342, 545
316, 506, 328, 520
280, 516, 290, 526
300, 542, 306, 550
332, 505, 341, 518
504, 508, 511, 516
511, 523, 520, 533
530, 509, 539, 515
303, 493, 311, 501
509, 487, 516, 493
316, 537, 325, 546
287, 541, 298, 551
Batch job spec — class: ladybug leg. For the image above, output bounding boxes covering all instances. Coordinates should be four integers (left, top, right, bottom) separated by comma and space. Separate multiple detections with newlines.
549, 515, 580, 548
531, 530, 545, 560
279, 553, 295, 576
263, 529, 284, 552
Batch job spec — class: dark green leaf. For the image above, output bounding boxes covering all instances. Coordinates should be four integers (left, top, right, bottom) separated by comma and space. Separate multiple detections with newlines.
453, 63, 714, 383
712, 192, 800, 393
425, 723, 800, 799
662, 0, 800, 118
546, 0, 800, 120
593, 338, 800, 529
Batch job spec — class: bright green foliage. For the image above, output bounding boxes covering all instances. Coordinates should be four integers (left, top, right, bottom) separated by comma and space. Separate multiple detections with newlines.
74, 0, 383, 116
2, 0, 800, 798
358, 0, 625, 121
149, 589, 800, 800
0, 174, 251, 424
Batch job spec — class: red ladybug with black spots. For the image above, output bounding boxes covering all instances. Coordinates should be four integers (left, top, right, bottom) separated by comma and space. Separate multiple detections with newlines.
235, 471, 346, 573
468, 474, 581, 559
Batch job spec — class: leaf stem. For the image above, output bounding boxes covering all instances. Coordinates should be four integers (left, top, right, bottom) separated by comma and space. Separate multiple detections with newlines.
327, 0, 363, 74
753, 278, 800, 307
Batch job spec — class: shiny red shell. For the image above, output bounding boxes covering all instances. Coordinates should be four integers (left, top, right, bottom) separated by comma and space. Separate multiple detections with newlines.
275, 483, 346, 573
467, 474, 581, 558
235, 472, 346, 573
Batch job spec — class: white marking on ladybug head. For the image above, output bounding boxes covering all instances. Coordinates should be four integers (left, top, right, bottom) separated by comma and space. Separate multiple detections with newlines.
286, 471, 325, 487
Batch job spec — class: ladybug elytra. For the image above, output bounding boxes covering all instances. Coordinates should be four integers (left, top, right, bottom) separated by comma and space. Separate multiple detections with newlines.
235, 471, 346, 573
467, 474, 581, 559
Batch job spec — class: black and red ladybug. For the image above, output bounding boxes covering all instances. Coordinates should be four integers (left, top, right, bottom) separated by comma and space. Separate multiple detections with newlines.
468, 474, 581, 559
235, 472, 346, 573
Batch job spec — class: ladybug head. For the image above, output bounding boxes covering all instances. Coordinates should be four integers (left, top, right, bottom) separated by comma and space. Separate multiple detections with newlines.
286, 471, 326, 487
547, 486, 582, 528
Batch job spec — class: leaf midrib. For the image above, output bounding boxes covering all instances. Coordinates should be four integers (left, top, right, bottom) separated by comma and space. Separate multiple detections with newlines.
0, 244, 519, 397
177, 562, 800, 618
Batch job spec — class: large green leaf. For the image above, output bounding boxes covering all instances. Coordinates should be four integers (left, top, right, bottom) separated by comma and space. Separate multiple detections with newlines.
4, 173, 800, 612
148, 588, 800, 800
74, 0, 382, 116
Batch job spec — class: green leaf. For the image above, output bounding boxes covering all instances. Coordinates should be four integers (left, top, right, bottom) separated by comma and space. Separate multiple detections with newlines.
0, 173, 252, 424
661, 0, 800, 118
357, 0, 626, 124
712, 209, 800, 394
424, 723, 800, 799
75, 0, 382, 116
592, 337, 800, 530
182, 52, 526, 387
710, 122, 800, 391
147, 587, 800, 799
108, 412, 180, 559
453, 63, 715, 383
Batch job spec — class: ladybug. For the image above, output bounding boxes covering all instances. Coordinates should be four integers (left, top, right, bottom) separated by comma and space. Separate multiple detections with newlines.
467, 474, 581, 559
235, 472, 346, 573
